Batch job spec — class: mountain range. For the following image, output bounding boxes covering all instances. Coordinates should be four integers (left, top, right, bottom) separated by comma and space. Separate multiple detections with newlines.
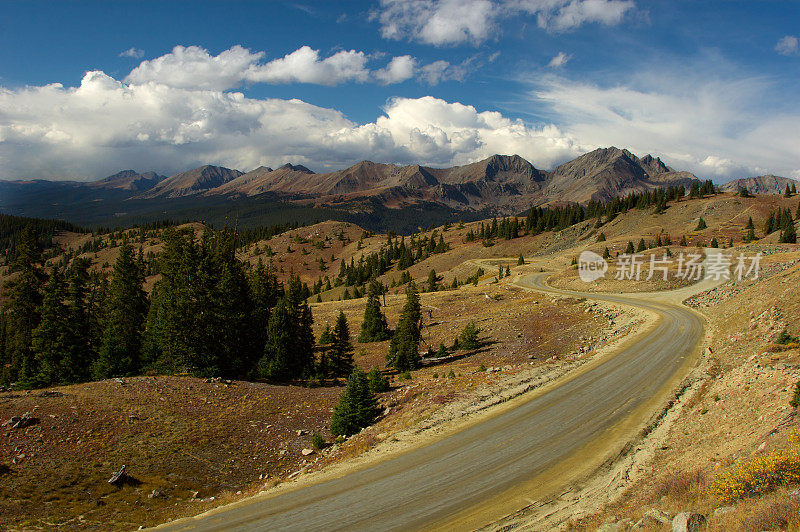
0, 147, 794, 230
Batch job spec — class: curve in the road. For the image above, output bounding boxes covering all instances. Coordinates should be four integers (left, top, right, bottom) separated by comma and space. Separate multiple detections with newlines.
158, 272, 707, 532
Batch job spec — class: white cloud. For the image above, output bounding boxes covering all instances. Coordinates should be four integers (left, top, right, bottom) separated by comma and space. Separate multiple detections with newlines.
0, 71, 581, 179
531, 67, 800, 180
377, 0, 497, 46
420, 60, 467, 84
126, 45, 265, 90
374, 0, 635, 45
374, 55, 417, 84
547, 51, 571, 68
776, 35, 799, 56
247, 46, 370, 85
126, 45, 444, 89
529, 0, 635, 31
119, 47, 144, 59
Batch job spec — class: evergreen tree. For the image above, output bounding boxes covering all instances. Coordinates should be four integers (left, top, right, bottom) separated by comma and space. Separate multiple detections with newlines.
792, 184, 797, 195
95, 237, 147, 378
746, 217, 755, 230
331, 311, 354, 378
367, 366, 390, 393
31, 268, 69, 386
257, 299, 294, 379
61, 258, 96, 383
3, 227, 45, 384
427, 269, 438, 292
786, 184, 792, 198
680, 235, 688, 246
330, 367, 378, 437
625, 241, 635, 254
317, 323, 334, 378
517, 254, 525, 265
388, 283, 421, 372
636, 238, 646, 252
358, 282, 390, 342
459, 321, 481, 350
597, 232, 606, 242
781, 221, 797, 244
710, 236, 719, 248
696, 217, 707, 230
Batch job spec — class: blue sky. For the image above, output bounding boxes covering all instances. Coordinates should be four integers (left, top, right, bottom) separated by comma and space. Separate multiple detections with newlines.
0, 0, 797, 182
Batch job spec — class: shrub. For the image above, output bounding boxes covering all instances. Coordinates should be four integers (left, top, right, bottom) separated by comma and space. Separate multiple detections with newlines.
651, 469, 704, 501
447, 369, 456, 378
710, 450, 800, 503
479, 363, 487, 372
400, 371, 412, 380
742, 496, 800, 531
311, 433, 326, 450
777, 329, 799, 345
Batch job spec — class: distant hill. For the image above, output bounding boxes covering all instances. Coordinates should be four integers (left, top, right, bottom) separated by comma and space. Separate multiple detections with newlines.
137, 165, 243, 199
91, 170, 167, 192
720, 175, 799, 195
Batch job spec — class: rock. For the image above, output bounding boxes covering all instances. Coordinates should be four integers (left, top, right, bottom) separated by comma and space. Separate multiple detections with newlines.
3, 412, 39, 429
644, 508, 671, 524
597, 522, 621, 532
301, 448, 315, 456
672, 511, 706, 532
108, 465, 130, 485
713, 506, 735, 516
148, 489, 168, 499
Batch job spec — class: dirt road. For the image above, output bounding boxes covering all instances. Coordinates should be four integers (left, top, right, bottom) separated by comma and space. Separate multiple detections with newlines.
156, 264, 719, 531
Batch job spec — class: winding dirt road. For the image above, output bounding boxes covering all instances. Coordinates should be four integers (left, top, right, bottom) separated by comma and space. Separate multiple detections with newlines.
158, 265, 719, 532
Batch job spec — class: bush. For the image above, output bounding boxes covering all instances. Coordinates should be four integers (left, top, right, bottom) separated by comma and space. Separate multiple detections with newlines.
311, 433, 326, 450
711, 450, 800, 503
743, 497, 800, 531
400, 371, 412, 380
447, 369, 456, 378
651, 469, 704, 501
777, 329, 799, 345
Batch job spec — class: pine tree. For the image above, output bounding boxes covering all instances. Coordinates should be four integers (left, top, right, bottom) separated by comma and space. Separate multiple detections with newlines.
710, 236, 719, 248
696, 217, 707, 230
746, 217, 755, 230
427, 269, 438, 292
625, 241, 635, 254
367, 367, 389, 393
61, 258, 95, 383
317, 323, 334, 378
332, 311, 354, 378
792, 184, 797, 195
636, 238, 646, 252
786, 184, 792, 198
330, 367, 378, 437
3, 227, 45, 384
517, 254, 525, 265
780, 221, 797, 244
597, 232, 606, 242
258, 299, 294, 379
459, 321, 481, 350
388, 283, 421, 372
95, 237, 147, 379
358, 282, 390, 342
31, 268, 69, 386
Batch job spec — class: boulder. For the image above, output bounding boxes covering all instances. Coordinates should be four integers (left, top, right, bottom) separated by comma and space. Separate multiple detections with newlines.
644, 508, 671, 524
301, 448, 315, 456
713, 506, 735, 516
672, 511, 706, 532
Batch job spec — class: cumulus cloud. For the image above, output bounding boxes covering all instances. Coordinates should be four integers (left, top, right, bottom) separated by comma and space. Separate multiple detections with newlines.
126, 45, 447, 89
374, 0, 635, 45
247, 46, 370, 85
0, 71, 582, 179
531, 67, 800, 180
547, 51, 571, 68
119, 47, 144, 59
374, 55, 417, 84
775, 35, 799, 56
420, 60, 467, 84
